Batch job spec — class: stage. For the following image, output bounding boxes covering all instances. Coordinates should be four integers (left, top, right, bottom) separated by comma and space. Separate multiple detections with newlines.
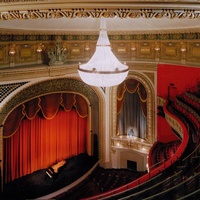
0, 153, 98, 200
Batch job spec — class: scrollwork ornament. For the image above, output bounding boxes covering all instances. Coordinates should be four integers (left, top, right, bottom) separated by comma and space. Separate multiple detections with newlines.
1, 8, 200, 21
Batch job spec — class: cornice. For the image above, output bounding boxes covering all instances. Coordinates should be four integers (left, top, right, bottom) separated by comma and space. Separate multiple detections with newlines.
0, 3, 200, 35
0, 64, 78, 82
0, 31, 200, 40
1, 27, 200, 36
1, 8, 200, 21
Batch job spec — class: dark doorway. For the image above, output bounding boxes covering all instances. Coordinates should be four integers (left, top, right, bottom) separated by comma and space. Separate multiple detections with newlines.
127, 160, 137, 171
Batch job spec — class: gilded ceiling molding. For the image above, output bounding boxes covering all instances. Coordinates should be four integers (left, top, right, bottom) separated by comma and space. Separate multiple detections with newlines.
1, 8, 200, 21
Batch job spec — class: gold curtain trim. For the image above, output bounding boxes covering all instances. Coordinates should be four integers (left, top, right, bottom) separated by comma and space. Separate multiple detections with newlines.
23, 98, 41, 120
117, 82, 126, 101
137, 90, 147, 102
117, 79, 147, 117
40, 94, 62, 120
3, 104, 25, 138
3, 93, 88, 138
74, 94, 88, 118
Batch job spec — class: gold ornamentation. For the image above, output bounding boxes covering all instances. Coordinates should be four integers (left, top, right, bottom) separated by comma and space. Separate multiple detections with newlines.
0, 78, 99, 131
0, 9, 200, 21
165, 113, 184, 138
110, 69, 156, 151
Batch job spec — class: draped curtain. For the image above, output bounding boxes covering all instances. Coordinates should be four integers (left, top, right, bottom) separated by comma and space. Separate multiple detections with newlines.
3, 93, 88, 183
117, 79, 147, 138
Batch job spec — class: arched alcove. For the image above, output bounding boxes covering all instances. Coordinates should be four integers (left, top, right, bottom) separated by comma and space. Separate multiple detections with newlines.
109, 70, 156, 169
0, 77, 106, 188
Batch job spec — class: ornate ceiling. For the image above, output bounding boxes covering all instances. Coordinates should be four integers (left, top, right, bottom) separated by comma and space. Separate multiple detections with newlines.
0, 0, 200, 35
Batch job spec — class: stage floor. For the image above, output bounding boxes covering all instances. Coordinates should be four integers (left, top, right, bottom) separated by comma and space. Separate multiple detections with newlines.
0, 153, 98, 200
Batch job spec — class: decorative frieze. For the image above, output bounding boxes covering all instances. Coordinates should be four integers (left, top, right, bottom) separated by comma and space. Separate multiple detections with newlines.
111, 136, 152, 153
165, 112, 184, 138
0, 8, 200, 21
1, 33, 200, 41
0, 39, 200, 68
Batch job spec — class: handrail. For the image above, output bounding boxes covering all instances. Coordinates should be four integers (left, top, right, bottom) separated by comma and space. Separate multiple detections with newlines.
117, 170, 184, 200
182, 141, 200, 163
148, 159, 166, 171
141, 171, 200, 200
101, 173, 164, 200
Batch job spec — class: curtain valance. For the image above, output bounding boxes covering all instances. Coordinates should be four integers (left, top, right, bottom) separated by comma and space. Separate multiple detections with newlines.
3, 93, 88, 138
117, 79, 147, 116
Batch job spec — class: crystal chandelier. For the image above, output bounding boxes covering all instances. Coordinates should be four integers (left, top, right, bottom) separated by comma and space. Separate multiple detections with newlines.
78, 18, 129, 87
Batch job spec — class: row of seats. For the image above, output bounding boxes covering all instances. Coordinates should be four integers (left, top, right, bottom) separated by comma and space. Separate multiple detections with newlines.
184, 91, 200, 110
92, 167, 144, 192
58, 167, 144, 200
176, 96, 200, 128
149, 141, 181, 168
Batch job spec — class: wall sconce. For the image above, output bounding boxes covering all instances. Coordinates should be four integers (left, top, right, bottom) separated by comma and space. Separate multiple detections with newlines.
131, 47, 136, 51
154, 47, 160, 51
180, 43, 187, 52
180, 47, 187, 52
9, 44, 16, 56
85, 42, 90, 51
36, 43, 43, 53
131, 42, 136, 51
155, 42, 160, 51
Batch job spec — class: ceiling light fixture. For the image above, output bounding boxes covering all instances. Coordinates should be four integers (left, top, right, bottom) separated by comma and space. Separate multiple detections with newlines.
78, 18, 129, 87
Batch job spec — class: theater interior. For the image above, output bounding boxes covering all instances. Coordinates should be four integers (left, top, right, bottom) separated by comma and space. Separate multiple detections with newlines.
0, 1, 200, 199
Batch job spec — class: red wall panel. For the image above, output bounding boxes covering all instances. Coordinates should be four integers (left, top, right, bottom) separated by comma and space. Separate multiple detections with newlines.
157, 64, 200, 142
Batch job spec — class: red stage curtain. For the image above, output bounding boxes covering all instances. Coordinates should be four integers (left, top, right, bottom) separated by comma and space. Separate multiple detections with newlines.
3, 93, 88, 137
3, 93, 88, 183
23, 98, 41, 120
3, 108, 87, 183
3, 105, 25, 138
40, 93, 62, 119
61, 93, 76, 111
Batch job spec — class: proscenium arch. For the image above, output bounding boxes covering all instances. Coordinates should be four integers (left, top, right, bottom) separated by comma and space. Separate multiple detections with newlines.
0, 77, 106, 188
110, 70, 156, 145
